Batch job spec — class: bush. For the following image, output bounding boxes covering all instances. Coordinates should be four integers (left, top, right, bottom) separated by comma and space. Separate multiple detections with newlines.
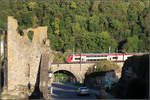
95, 61, 119, 72
86, 60, 119, 75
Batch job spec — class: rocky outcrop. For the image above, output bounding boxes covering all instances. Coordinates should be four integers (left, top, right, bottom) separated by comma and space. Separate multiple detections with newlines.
116, 54, 149, 99
1, 16, 53, 99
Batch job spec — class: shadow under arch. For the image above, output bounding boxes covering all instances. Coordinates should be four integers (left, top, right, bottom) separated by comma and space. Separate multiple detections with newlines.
53, 70, 77, 83
84, 70, 118, 89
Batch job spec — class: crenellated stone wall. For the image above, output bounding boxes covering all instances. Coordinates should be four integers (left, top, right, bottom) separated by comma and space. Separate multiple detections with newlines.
1, 16, 53, 99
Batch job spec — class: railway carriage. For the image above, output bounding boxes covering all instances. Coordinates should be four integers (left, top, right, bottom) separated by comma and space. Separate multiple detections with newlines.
67, 53, 136, 63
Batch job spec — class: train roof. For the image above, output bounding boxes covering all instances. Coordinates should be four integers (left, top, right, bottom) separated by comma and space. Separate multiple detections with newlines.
71, 53, 136, 55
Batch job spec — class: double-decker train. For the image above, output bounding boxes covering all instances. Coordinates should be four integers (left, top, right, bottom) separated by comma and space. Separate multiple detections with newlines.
67, 53, 136, 63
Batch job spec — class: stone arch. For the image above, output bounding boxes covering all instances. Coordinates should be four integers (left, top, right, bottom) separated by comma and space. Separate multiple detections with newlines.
50, 63, 97, 84
52, 70, 78, 83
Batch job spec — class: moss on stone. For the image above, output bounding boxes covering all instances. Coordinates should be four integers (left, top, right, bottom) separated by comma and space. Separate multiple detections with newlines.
27, 30, 34, 41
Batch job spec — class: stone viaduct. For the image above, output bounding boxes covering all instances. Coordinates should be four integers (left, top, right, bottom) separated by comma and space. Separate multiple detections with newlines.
49, 62, 124, 83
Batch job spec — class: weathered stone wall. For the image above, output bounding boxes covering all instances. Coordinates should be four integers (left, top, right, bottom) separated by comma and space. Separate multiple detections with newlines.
1, 16, 53, 99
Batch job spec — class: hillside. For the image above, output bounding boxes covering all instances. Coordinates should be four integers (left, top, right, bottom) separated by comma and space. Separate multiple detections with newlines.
0, 0, 149, 59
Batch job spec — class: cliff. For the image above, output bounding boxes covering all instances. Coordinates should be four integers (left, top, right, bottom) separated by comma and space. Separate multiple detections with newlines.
116, 54, 149, 99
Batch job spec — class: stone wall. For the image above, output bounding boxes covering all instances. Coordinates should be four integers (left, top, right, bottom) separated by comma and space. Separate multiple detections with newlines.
1, 16, 53, 99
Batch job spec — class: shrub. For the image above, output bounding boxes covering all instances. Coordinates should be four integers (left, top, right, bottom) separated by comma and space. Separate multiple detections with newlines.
86, 60, 119, 75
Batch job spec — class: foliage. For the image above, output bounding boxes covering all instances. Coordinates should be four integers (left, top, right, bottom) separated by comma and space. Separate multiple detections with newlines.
54, 73, 68, 83
123, 35, 139, 52
86, 60, 119, 75
53, 50, 72, 63
0, 0, 149, 62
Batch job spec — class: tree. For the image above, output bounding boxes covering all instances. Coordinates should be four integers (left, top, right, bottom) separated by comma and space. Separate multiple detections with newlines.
97, 31, 117, 53
88, 14, 100, 33
0, 0, 148, 55
138, 34, 149, 52
27, 1, 38, 11
52, 18, 60, 35
122, 35, 139, 53
69, 1, 76, 9
127, 2, 139, 23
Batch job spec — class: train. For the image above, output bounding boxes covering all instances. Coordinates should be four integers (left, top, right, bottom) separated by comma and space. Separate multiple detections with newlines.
67, 53, 136, 63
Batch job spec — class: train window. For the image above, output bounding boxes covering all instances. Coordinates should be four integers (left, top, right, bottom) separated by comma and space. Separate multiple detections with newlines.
87, 56, 93, 57
75, 58, 81, 60
87, 55, 101, 57
87, 59, 91, 61
101, 55, 107, 57
113, 57, 118, 59
101, 59, 105, 61
86, 55, 107, 57
87, 59, 95, 61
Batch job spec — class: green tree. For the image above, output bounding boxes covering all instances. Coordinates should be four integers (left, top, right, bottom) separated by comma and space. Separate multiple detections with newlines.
97, 31, 117, 53
0, 0, 148, 55
27, 1, 38, 11
69, 1, 76, 9
123, 35, 139, 53
127, 2, 139, 23
88, 14, 100, 33
138, 34, 149, 52
52, 18, 60, 35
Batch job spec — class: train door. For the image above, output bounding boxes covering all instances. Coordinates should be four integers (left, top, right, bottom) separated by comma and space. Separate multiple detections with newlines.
107, 56, 112, 61
81, 56, 86, 62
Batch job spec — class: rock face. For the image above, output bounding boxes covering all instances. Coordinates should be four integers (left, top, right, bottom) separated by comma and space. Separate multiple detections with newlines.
1, 16, 53, 99
116, 54, 149, 99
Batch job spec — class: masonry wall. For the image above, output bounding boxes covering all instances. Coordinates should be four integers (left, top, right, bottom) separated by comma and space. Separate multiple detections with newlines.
7, 16, 53, 97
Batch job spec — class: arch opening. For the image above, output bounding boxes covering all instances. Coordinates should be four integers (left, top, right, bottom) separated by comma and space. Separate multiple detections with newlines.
53, 70, 77, 84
